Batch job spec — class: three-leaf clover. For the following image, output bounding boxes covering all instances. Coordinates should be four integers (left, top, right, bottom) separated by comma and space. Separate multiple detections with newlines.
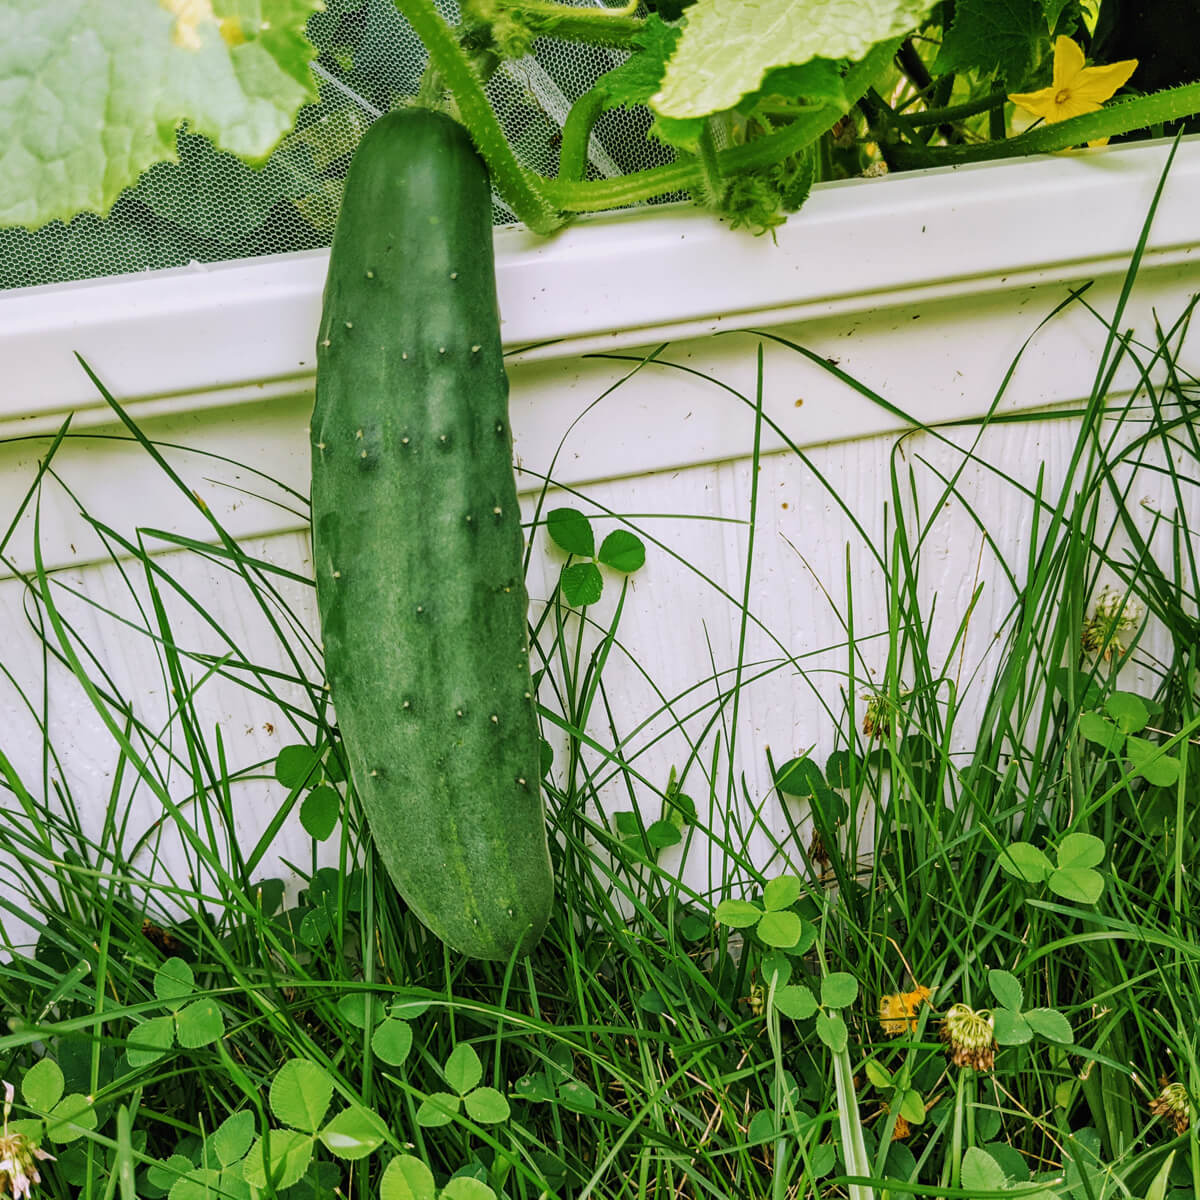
157, 1109, 256, 1200
242, 1058, 389, 1189
996, 832, 1107, 904
416, 1045, 511, 1128
863, 1059, 926, 1130
513, 1044, 598, 1113
1078, 691, 1181, 788
381, 1154, 498, 1200
127, 958, 225, 1068
19, 1058, 97, 1145
545, 507, 646, 608
715, 875, 816, 950
612, 770, 696, 863
276, 745, 344, 842
987, 969, 1074, 1047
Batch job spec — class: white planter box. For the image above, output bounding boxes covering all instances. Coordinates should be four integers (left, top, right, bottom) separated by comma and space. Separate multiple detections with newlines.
1, 136, 1198, 910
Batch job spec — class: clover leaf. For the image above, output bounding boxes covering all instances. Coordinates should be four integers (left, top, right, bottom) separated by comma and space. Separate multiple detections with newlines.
546, 508, 647, 609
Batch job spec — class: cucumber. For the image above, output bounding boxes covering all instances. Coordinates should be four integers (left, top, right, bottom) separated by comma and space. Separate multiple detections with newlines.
310, 107, 553, 961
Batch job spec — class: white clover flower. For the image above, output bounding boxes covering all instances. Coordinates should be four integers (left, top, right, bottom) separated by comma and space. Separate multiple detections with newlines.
1082, 586, 1143, 661
0, 1081, 54, 1199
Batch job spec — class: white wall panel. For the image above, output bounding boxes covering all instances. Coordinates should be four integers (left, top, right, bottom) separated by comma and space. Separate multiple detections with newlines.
1, 136, 1196, 943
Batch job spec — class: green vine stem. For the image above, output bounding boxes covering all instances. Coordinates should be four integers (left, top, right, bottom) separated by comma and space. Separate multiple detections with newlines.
542, 39, 900, 212
693, 121, 724, 209
887, 88, 1008, 130
390, 0, 563, 235
558, 87, 607, 183
887, 81, 1200, 169
471, 0, 644, 48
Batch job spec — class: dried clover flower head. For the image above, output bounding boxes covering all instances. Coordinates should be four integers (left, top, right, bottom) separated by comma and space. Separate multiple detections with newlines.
940, 1003, 996, 1072
1081, 586, 1143, 661
860, 686, 911, 739
0, 1082, 53, 1199
879, 985, 933, 1036
1150, 1080, 1190, 1134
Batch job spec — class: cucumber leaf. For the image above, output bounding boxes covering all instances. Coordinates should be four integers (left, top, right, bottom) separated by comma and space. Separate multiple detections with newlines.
933, 0, 1045, 84
651, 0, 934, 119
0, 0, 320, 229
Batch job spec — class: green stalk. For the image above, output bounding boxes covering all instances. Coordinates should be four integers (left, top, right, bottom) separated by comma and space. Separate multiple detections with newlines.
816, 942, 875, 1200
765, 970, 789, 1200
692, 120, 724, 209
481, 0, 645, 47
390, 0, 563, 234
832, 1035, 875, 1200
559, 87, 608, 182
543, 39, 899, 212
949, 1076, 966, 1190
884, 88, 1007, 131
888, 81, 1200, 168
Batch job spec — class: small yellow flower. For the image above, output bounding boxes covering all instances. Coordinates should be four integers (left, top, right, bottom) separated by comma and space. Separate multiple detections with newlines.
1010, 37, 1137, 126
879, 985, 933, 1036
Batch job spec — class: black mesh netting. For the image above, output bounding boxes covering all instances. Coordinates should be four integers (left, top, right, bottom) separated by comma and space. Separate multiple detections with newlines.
0, 0, 676, 293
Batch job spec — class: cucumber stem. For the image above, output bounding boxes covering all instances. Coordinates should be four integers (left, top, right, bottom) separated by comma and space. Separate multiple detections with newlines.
691, 120, 724, 209
481, 0, 644, 47
541, 40, 899, 211
558, 87, 607, 182
390, 0, 564, 235
888, 80, 1200, 168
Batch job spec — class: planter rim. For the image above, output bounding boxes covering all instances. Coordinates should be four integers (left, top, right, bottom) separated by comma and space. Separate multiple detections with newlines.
1, 133, 1198, 436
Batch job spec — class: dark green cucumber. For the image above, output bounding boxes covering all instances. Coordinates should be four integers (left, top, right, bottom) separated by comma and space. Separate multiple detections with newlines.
311, 107, 553, 961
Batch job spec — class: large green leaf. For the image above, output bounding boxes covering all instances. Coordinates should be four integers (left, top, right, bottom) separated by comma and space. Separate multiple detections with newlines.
651, 0, 934, 119
763, 875, 803, 911
1024, 1007, 1073, 1044
210, 1111, 255, 1169
0, 0, 320, 229
443, 1044, 484, 1096
820, 972, 859, 1009
933, 0, 1045, 84
773, 984, 818, 1021
988, 969, 1024, 1013
1055, 833, 1104, 871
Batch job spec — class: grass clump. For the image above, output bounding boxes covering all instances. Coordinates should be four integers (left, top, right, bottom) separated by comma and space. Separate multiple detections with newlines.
0, 188, 1198, 1200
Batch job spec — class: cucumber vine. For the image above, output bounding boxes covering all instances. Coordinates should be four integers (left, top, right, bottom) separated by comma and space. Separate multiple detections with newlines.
392, 0, 1200, 236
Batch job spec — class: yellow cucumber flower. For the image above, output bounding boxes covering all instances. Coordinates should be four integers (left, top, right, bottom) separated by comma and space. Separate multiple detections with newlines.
1010, 37, 1137, 125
